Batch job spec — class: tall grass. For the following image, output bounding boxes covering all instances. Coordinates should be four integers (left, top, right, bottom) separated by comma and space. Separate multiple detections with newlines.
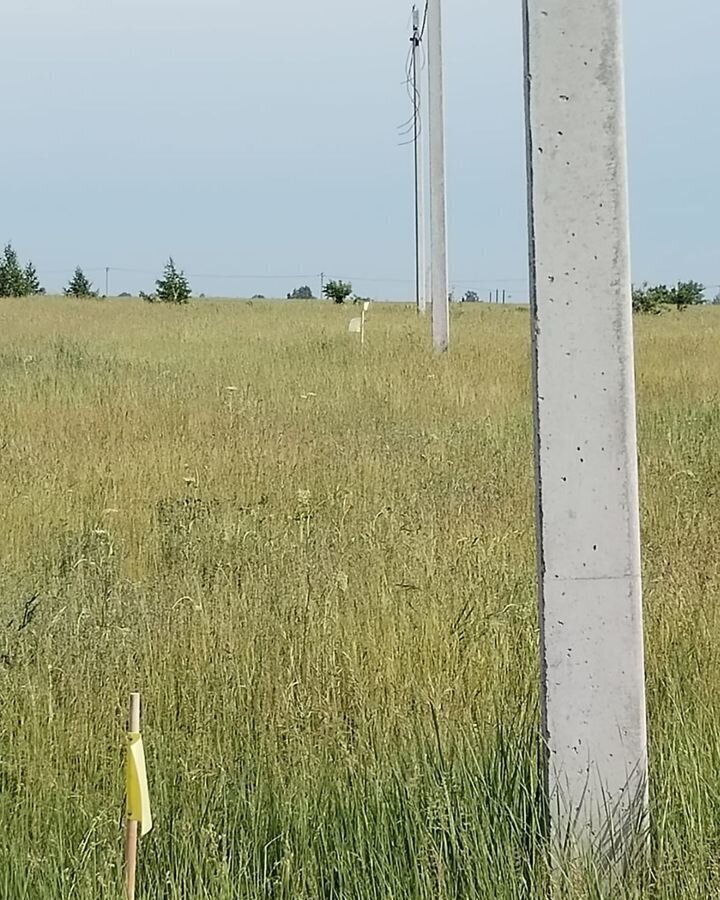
1, 298, 719, 898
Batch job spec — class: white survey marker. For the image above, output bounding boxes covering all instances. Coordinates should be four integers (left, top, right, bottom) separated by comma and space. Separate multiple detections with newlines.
523, 0, 649, 858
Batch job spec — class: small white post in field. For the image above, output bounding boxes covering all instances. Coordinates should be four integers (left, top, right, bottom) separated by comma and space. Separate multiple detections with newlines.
361, 301, 370, 345
522, 0, 649, 858
427, 0, 449, 350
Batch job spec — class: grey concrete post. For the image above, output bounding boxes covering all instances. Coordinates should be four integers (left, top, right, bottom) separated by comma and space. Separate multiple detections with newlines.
522, 0, 649, 857
428, 0, 449, 351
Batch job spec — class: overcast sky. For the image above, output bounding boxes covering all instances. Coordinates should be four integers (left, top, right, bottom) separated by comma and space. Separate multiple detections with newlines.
3, 0, 718, 299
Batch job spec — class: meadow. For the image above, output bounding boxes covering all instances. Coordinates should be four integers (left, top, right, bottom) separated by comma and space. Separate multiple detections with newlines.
1, 297, 719, 899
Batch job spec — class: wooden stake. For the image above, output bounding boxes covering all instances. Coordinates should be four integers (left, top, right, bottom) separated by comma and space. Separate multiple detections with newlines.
124, 692, 141, 900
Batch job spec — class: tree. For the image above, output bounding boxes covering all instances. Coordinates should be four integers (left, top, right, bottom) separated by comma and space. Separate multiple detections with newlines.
287, 285, 315, 300
0, 243, 28, 297
632, 283, 666, 314
673, 280, 704, 311
155, 258, 191, 304
23, 262, 44, 295
632, 280, 705, 314
65, 267, 97, 298
463, 290, 479, 303
323, 279, 353, 304
0, 244, 44, 296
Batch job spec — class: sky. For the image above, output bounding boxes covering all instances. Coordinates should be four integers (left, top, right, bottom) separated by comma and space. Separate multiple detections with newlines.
2, 0, 719, 300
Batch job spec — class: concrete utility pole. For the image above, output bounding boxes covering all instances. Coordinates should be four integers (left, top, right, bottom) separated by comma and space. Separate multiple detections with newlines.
523, 0, 648, 859
411, 8, 428, 316
105, 267, 110, 297
427, 0, 449, 350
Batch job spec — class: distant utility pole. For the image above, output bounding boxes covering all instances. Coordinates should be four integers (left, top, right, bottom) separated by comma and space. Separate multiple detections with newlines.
320, 271, 325, 300
427, 0, 449, 350
523, 0, 648, 861
105, 267, 110, 297
411, 8, 428, 316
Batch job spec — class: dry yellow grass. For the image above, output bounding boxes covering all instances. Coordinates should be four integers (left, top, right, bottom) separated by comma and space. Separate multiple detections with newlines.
1, 297, 720, 898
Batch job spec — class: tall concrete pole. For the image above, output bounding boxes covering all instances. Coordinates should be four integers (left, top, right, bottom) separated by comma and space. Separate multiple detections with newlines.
427, 0, 449, 350
411, 9, 428, 316
522, 0, 648, 858
413, 9, 429, 317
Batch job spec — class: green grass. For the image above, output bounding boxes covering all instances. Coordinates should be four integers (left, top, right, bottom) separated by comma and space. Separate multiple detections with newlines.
1, 297, 720, 898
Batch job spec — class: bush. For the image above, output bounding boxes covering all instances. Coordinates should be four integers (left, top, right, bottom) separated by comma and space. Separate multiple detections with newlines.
323, 280, 353, 304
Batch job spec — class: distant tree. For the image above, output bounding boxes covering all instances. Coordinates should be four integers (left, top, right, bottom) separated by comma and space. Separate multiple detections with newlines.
323, 279, 353, 304
673, 280, 705, 311
632, 283, 667, 314
65, 267, 97, 298
251, 294, 265, 300
351, 295, 372, 306
118, 292, 132, 298
155, 258, 191, 304
463, 290, 479, 303
714, 291, 720, 306
23, 262, 44, 295
139, 291, 157, 303
632, 280, 705, 314
0, 243, 28, 297
288, 285, 314, 300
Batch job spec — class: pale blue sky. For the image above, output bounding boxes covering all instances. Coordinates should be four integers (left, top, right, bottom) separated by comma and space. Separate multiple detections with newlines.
3, 0, 718, 299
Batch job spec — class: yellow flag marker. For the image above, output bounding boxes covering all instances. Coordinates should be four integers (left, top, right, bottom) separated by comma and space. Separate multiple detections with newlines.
126, 732, 152, 836
124, 692, 150, 900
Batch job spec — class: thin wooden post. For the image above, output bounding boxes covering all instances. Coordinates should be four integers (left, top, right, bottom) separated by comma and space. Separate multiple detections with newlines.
124, 693, 141, 900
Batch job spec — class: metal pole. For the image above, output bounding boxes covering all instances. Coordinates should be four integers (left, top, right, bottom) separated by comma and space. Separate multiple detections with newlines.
105, 267, 110, 297
320, 272, 324, 300
427, 0, 449, 350
523, 0, 648, 861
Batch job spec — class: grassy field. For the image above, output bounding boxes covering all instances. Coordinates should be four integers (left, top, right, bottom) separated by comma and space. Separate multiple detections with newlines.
1, 297, 719, 899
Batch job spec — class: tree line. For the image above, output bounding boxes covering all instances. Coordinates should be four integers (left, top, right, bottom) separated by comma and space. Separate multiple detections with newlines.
632, 281, 707, 314
1, 242, 714, 310
0, 244, 193, 303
